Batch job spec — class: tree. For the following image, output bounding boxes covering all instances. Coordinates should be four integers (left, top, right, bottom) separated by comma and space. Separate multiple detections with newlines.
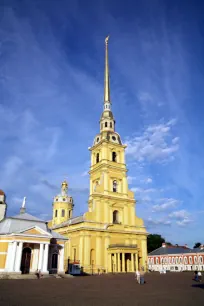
193, 242, 201, 249
147, 234, 165, 253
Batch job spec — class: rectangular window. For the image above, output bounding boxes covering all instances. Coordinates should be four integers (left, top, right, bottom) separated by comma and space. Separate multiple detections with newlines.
55, 210, 58, 217
61, 209, 65, 217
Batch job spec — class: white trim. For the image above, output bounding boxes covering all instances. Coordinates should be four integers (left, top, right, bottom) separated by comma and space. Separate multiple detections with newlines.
0, 239, 50, 244
9, 233, 52, 238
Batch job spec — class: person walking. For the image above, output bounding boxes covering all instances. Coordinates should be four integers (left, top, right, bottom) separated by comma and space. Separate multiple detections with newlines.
193, 271, 198, 282
139, 267, 145, 285
198, 271, 202, 282
135, 270, 140, 284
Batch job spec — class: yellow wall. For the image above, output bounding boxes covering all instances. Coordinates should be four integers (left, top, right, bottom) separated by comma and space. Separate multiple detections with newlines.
0, 254, 7, 269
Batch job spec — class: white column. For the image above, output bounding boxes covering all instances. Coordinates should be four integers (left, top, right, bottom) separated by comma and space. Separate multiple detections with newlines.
31, 247, 39, 272
9, 241, 17, 272
5, 242, 13, 271
58, 245, 65, 273
14, 242, 23, 273
38, 243, 44, 271
42, 244, 49, 274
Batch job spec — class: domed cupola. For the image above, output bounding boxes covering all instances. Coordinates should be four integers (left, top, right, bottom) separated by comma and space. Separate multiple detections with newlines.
52, 180, 74, 226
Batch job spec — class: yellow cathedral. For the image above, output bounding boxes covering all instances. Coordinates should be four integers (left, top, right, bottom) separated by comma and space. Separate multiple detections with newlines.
49, 36, 148, 274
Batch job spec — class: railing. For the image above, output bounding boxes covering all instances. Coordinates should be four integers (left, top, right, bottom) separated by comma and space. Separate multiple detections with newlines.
109, 244, 137, 249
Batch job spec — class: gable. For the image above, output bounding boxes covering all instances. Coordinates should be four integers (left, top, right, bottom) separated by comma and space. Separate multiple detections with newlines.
22, 228, 45, 235
19, 226, 52, 237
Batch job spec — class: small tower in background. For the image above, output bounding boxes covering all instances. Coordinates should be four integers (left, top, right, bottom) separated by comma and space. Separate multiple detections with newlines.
0, 190, 7, 221
20, 197, 26, 214
52, 180, 74, 226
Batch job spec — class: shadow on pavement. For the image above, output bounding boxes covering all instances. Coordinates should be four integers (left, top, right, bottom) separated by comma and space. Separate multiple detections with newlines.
192, 283, 204, 289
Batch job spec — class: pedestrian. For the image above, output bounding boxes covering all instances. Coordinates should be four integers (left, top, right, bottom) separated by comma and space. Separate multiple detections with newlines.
135, 270, 140, 284
139, 267, 145, 285
35, 269, 42, 279
193, 271, 198, 282
198, 271, 202, 282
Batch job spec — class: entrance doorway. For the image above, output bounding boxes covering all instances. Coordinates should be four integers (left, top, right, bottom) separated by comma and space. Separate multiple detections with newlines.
21, 247, 31, 274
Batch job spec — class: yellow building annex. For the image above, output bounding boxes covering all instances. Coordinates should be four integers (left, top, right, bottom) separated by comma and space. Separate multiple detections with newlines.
50, 37, 148, 274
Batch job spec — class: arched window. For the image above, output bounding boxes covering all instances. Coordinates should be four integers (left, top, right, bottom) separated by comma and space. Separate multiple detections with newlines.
179, 257, 182, 264
189, 256, 192, 264
112, 152, 117, 162
169, 257, 171, 264
113, 180, 117, 192
61, 209, 65, 217
172, 257, 175, 264
96, 153, 99, 163
194, 256, 197, 264
156, 257, 158, 264
110, 122, 112, 128
113, 210, 119, 224
105, 122, 108, 127
55, 210, 58, 217
184, 257, 187, 264
175, 257, 178, 264
68, 210, 71, 218
199, 256, 203, 264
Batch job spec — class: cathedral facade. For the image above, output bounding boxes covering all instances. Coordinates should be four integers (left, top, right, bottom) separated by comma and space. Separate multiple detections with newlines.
50, 37, 148, 274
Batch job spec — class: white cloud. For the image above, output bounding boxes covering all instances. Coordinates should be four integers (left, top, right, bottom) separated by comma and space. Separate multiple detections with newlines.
131, 187, 157, 203
126, 119, 179, 163
176, 218, 193, 227
138, 92, 153, 103
146, 217, 171, 227
145, 177, 152, 184
172, 137, 179, 144
152, 198, 180, 212
81, 171, 89, 177
169, 209, 189, 220
131, 187, 156, 194
127, 176, 136, 184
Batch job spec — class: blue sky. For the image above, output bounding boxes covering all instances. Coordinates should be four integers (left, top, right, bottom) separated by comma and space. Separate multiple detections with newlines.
1, 0, 204, 246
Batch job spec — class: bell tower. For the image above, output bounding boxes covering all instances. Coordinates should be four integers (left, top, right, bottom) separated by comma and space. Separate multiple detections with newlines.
88, 37, 137, 226
52, 181, 74, 226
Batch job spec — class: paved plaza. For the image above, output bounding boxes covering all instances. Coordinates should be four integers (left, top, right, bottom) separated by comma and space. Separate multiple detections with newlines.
0, 272, 203, 306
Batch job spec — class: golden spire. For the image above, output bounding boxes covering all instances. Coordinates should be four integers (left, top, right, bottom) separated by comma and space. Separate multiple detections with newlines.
104, 35, 110, 103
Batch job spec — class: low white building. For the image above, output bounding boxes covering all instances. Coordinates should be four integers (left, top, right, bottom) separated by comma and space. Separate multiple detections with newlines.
0, 202, 67, 275
148, 243, 204, 272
